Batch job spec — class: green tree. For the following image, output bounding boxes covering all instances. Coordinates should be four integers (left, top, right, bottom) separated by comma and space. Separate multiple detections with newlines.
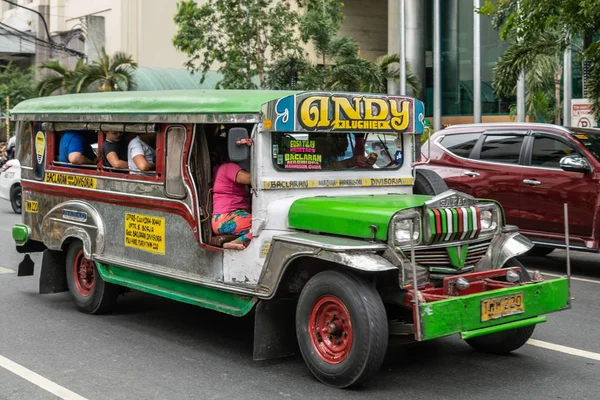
37, 48, 137, 96
0, 62, 36, 140
492, 32, 565, 123
173, 0, 302, 89
0, 62, 36, 104
479, 0, 600, 119
36, 58, 87, 96
72, 47, 138, 93
270, 0, 420, 94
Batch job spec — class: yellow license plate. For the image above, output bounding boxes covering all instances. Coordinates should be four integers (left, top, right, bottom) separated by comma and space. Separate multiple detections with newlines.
481, 293, 524, 322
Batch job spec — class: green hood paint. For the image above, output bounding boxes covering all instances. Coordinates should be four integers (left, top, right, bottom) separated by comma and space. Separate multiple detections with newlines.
288, 194, 432, 241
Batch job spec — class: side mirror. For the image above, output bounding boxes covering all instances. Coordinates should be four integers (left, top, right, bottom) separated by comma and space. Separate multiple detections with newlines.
559, 155, 592, 174
228, 128, 249, 162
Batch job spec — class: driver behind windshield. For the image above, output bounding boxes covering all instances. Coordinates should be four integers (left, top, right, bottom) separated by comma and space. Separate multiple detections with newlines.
312, 133, 377, 169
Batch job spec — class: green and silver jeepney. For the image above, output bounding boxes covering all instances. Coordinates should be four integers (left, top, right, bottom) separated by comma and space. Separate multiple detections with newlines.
11, 90, 570, 388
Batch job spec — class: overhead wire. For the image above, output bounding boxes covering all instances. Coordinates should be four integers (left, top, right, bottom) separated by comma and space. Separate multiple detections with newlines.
1, 0, 85, 58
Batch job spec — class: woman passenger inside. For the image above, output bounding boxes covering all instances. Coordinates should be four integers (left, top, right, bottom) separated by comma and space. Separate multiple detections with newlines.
101, 131, 128, 169
211, 138, 253, 250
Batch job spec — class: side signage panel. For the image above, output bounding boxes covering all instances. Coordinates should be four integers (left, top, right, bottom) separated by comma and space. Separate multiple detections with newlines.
263, 92, 425, 135
33, 124, 45, 180
124, 213, 166, 255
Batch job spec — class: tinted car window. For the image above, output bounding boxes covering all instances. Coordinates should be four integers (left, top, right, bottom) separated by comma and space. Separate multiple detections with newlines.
479, 135, 523, 164
531, 137, 576, 168
439, 133, 480, 158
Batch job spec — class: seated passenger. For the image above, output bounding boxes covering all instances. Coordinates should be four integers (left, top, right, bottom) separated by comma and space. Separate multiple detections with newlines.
211, 141, 252, 250
128, 132, 156, 174
59, 131, 96, 165
101, 131, 128, 169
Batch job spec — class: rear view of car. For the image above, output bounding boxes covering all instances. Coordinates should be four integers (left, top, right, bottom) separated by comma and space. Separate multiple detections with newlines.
0, 159, 22, 213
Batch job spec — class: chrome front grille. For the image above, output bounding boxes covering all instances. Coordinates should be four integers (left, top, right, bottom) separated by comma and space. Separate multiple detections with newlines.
410, 239, 491, 270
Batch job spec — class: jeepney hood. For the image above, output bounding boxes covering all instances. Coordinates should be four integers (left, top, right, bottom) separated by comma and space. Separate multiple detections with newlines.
288, 195, 431, 241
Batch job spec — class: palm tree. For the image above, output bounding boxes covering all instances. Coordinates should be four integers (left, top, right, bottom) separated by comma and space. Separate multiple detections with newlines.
492, 31, 567, 124
72, 47, 138, 93
367, 53, 421, 97
36, 58, 87, 96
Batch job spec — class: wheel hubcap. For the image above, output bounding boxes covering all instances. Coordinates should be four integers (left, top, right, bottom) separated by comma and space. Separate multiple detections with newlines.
73, 250, 94, 296
309, 295, 353, 364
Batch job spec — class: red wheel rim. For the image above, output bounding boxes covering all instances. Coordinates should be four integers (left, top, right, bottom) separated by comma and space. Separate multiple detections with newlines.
308, 295, 353, 364
73, 249, 94, 297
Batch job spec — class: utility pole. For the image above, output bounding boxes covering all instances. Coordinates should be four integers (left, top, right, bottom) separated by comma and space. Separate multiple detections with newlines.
399, 0, 406, 95
473, 0, 481, 123
5, 96, 9, 143
433, 0, 441, 131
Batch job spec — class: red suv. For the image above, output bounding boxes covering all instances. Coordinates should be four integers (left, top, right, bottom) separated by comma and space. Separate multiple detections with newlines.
420, 123, 600, 256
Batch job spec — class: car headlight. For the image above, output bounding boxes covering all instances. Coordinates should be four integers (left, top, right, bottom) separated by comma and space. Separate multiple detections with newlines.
479, 203, 500, 234
392, 210, 421, 246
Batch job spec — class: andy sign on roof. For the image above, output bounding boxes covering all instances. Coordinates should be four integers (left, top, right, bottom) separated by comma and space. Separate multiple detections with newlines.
266, 92, 425, 134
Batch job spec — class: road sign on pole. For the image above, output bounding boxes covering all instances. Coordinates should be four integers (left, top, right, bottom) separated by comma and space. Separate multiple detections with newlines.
571, 99, 598, 128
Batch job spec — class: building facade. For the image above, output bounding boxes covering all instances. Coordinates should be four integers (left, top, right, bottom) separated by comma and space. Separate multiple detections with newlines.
0, 0, 516, 124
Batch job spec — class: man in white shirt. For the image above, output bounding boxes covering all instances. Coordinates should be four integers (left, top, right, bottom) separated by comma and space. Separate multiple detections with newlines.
128, 132, 156, 174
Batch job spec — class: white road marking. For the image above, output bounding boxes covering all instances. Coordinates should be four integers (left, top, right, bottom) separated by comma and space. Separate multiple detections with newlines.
528, 339, 600, 361
0, 354, 88, 400
0, 266, 14, 274
538, 271, 600, 284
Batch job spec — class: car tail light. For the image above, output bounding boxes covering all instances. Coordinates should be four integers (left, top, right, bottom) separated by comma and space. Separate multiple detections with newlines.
0, 164, 10, 173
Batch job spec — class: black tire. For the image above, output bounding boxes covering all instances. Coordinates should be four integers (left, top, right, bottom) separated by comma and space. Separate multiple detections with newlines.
65, 241, 118, 314
465, 324, 535, 354
414, 169, 448, 195
10, 184, 21, 214
466, 257, 535, 353
526, 246, 554, 257
295, 270, 388, 388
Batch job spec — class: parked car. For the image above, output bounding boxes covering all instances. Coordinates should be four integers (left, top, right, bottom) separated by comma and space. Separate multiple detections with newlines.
0, 158, 21, 214
419, 123, 600, 256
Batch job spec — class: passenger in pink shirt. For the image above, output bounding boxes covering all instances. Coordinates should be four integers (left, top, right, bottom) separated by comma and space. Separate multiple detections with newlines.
211, 159, 252, 250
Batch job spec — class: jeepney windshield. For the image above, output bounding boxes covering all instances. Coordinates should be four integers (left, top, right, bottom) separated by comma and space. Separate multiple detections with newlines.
271, 132, 404, 171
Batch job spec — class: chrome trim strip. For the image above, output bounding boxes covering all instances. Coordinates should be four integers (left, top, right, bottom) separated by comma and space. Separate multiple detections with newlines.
273, 233, 388, 252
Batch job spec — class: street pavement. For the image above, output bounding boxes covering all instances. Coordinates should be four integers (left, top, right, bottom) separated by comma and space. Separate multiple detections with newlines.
0, 199, 599, 400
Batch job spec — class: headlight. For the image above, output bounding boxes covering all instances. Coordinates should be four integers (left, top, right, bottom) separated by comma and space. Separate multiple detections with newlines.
479, 204, 500, 234
392, 210, 421, 246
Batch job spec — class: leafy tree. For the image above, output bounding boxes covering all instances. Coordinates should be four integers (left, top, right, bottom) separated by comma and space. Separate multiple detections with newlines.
173, 0, 302, 89
270, 0, 420, 94
0, 62, 36, 105
71, 47, 138, 93
479, 0, 600, 119
0, 62, 36, 140
36, 58, 87, 96
493, 31, 565, 123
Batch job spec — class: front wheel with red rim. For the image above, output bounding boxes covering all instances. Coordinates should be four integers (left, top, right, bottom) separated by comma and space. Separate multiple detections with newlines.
296, 270, 388, 388
66, 241, 118, 314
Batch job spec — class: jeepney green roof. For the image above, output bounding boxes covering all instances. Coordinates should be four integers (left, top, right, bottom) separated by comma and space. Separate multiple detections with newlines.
11, 89, 300, 122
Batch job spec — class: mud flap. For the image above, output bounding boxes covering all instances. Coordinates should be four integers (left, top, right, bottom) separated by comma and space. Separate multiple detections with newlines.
39, 249, 68, 294
253, 298, 298, 361
17, 254, 34, 276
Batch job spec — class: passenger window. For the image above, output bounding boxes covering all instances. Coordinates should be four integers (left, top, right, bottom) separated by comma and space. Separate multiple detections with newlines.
531, 137, 576, 169
479, 135, 524, 164
439, 133, 480, 158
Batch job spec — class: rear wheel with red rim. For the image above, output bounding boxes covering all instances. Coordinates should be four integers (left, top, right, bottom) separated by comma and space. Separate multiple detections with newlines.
296, 270, 388, 388
66, 241, 118, 314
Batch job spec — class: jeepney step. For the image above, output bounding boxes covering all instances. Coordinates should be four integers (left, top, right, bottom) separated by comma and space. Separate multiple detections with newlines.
389, 321, 414, 335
